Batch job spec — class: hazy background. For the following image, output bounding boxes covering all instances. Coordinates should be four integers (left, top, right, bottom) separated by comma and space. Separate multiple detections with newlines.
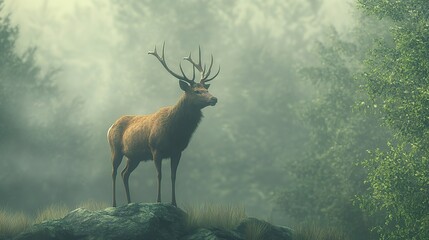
1, 0, 354, 224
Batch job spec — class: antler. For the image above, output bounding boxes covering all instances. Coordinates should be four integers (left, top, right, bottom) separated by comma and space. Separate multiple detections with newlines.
183, 46, 220, 85
148, 42, 196, 86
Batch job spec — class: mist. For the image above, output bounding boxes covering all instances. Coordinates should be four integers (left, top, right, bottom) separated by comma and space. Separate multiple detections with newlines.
1, 0, 356, 230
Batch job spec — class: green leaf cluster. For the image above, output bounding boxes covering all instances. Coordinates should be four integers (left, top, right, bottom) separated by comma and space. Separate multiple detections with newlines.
358, 1, 429, 239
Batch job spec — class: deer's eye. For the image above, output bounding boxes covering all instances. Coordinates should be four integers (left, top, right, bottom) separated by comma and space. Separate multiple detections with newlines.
194, 90, 202, 94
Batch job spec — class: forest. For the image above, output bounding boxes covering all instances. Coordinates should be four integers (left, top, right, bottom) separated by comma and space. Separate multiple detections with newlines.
0, 0, 428, 239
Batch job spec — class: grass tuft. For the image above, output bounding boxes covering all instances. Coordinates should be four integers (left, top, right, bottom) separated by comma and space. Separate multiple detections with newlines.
242, 220, 271, 240
34, 203, 70, 224
0, 209, 32, 238
292, 223, 350, 240
184, 203, 246, 231
33, 200, 110, 224
0, 200, 110, 238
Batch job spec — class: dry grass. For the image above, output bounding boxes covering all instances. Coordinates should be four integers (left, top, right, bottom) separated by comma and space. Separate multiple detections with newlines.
293, 223, 350, 240
34, 200, 110, 224
184, 203, 246, 231
34, 203, 70, 224
0, 200, 109, 238
0, 209, 32, 239
242, 220, 271, 240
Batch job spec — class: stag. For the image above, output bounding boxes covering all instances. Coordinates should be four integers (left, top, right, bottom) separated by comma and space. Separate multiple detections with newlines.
108, 43, 220, 207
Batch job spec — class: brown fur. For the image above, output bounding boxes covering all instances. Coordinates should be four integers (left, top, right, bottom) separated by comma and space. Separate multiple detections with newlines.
108, 83, 217, 207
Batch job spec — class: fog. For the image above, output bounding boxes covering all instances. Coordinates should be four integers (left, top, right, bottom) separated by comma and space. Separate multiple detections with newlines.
1, 0, 353, 224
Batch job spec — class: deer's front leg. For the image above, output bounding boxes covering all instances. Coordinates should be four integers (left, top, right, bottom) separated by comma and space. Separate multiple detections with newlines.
170, 152, 181, 207
153, 152, 162, 203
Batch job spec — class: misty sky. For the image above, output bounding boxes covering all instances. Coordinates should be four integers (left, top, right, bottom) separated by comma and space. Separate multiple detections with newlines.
3, 0, 353, 117
1, 0, 355, 220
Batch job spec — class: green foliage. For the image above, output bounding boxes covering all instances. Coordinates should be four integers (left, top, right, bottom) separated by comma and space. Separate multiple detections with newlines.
362, 21, 429, 145
276, 28, 390, 240
357, 0, 429, 22
358, 1, 429, 239
360, 142, 429, 239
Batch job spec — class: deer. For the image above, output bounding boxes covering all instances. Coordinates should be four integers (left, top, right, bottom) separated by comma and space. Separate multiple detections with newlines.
108, 43, 220, 207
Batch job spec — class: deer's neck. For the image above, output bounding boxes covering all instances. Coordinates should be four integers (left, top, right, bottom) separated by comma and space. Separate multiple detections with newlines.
168, 94, 203, 141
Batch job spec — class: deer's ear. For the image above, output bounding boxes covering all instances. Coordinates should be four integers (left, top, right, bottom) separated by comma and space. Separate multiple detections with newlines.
179, 80, 191, 92
203, 84, 210, 89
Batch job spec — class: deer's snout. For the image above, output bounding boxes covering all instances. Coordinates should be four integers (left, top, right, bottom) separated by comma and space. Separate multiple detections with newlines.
209, 97, 218, 106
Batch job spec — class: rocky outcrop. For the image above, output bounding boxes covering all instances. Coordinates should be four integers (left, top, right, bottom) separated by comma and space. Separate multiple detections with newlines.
13, 203, 293, 240
14, 203, 186, 240
182, 228, 244, 240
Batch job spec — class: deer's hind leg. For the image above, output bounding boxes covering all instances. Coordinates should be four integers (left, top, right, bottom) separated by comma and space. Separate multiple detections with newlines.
121, 158, 140, 204
112, 152, 123, 207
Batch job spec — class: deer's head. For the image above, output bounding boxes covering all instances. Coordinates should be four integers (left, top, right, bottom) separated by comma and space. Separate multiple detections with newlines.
148, 43, 220, 109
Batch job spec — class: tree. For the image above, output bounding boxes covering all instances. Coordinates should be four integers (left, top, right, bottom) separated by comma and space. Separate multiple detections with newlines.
275, 28, 390, 239
0, 2, 57, 147
358, 0, 429, 239
0, 1, 92, 212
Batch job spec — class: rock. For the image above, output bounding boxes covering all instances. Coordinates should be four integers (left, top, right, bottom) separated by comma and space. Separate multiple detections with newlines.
182, 228, 244, 240
235, 217, 293, 240
14, 203, 187, 240
13, 203, 294, 240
